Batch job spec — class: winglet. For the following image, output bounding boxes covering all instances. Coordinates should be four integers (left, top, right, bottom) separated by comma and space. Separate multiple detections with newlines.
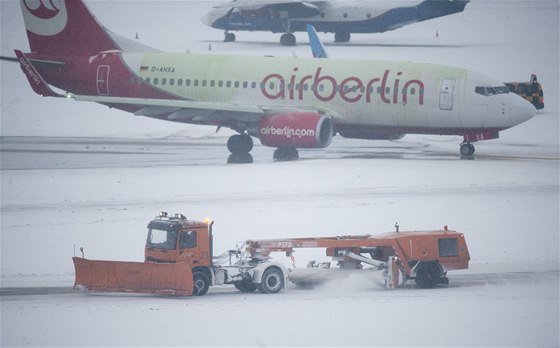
14, 50, 64, 97
306, 24, 329, 58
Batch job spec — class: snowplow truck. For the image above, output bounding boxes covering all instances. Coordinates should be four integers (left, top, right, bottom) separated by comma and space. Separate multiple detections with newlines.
73, 213, 470, 296
73, 213, 289, 296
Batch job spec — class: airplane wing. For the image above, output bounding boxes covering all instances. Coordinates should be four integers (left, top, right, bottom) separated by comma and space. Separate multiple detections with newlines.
70, 94, 336, 126
214, 0, 323, 18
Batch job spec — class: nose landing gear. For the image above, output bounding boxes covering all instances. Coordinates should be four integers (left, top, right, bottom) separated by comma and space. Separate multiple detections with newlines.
460, 142, 475, 157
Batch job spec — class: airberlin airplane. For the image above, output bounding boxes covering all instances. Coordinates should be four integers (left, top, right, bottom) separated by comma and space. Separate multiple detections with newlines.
12, 0, 535, 162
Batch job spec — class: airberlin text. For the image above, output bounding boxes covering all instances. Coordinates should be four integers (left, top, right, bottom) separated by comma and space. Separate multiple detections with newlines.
19, 57, 41, 85
261, 67, 424, 105
260, 126, 315, 138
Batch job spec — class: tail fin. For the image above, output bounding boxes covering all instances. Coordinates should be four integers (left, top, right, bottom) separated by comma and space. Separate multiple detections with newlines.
20, 0, 119, 56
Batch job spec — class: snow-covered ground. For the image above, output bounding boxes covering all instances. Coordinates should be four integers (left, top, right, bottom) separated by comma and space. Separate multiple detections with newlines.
1, 0, 559, 347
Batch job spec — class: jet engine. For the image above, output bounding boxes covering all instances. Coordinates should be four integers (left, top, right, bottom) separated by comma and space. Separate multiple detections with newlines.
258, 112, 333, 148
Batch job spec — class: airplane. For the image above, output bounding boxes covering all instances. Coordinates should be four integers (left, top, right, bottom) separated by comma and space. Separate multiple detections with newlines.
203, 0, 470, 46
9, 0, 535, 163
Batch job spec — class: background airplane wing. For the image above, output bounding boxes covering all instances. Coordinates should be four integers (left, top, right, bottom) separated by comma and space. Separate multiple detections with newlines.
214, 0, 323, 18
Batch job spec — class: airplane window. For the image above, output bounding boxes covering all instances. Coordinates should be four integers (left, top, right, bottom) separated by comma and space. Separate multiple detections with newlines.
186, 79, 191, 86
319, 85, 325, 92
210, 80, 215, 87
243, 81, 248, 88
385, 87, 390, 94
226, 81, 232, 88
234, 81, 240, 88
153, 78, 159, 85
194, 80, 199, 87
178, 79, 183, 86
219, 81, 224, 88
146, 77, 151, 84
410, 88, 416, 95
377, 87, 382, 94
162, 78, 166, 85
202, 80, 207, 87
169, 78, 175, 86
251, 82, 257, 89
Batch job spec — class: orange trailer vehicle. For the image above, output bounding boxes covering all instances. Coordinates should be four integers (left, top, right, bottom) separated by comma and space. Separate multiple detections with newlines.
73, 213, 470, 296
246, 227, 470, 289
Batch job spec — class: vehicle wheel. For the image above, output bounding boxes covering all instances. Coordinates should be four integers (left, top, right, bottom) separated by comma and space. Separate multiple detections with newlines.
193, 271, 210, 296
224, 32, 236, 42
234, 279, 257, 293
257, 267, 285, 294
280, 33, 296, 46
415, 263, 440, 289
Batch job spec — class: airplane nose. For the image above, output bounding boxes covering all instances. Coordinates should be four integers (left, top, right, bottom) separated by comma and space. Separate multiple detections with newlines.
201, 10, 221, 27
509, 94, 536, 126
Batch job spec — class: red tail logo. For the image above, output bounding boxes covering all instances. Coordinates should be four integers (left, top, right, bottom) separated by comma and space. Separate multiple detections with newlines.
20, 0, 118, 56
23, 0, 61, 19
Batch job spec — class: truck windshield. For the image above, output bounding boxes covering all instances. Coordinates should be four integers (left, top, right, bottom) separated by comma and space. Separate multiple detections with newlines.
147, 228, 177, 250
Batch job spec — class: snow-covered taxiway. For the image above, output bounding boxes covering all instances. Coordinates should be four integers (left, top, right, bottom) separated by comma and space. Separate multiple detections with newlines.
1, 0, 558, 346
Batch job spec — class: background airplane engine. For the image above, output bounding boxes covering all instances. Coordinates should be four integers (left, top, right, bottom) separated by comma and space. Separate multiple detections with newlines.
258, 112, 333, 148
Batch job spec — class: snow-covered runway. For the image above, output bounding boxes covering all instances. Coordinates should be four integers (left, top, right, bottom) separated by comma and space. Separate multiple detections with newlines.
1, 0, 558, 346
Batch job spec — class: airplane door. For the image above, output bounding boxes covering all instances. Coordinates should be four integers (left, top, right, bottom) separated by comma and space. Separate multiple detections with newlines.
439, 79, 455, 110
96, 65, 110, 95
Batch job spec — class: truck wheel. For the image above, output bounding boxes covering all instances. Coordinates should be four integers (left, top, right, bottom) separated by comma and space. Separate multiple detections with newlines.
234, 279, 257, 293
415, 263, 440, 289
193, 271, 210, 296
257, 267, 284, 294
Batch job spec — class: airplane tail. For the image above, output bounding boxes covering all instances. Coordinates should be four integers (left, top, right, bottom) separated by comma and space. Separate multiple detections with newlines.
20, 0, 120, 56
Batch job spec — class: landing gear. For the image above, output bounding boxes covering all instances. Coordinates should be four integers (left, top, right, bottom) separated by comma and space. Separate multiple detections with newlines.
460, 142, 475, 157
224, 32, 236, 42
227, 133, 254, 164
334, 32, 351, 43
273, 147, 299, 161
280, 33, 296, 46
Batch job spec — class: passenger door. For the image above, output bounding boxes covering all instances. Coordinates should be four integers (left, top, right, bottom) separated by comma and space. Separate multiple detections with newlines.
439, 79, 455, 110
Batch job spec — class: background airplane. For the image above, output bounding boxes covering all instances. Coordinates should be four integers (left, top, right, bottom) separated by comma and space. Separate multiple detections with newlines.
12, 0, 534, 163
203, 0, 470, 46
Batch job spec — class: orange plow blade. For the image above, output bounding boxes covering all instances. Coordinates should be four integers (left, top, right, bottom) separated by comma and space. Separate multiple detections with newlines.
72, 257, 193, 296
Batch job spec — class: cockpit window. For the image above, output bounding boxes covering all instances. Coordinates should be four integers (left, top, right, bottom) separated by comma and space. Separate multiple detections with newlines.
475, 86, 510, 96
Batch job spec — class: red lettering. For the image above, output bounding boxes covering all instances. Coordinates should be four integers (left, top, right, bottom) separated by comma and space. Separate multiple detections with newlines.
380, 70, 390, 104
313, 68, 337, 102
260, 67, 425, 106
340, 76, 363, 103
402, 80, 424, 105
262, 73, 285, 99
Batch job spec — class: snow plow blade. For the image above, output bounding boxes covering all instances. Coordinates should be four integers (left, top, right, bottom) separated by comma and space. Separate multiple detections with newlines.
72, 257, 193, 296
